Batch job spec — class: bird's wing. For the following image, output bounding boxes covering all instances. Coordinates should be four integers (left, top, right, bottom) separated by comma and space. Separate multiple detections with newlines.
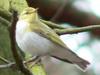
30, 21, 67, 49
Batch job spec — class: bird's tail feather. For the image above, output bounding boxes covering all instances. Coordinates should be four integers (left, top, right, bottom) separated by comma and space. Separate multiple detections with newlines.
74, 59, 90, 71
52, 55, 90, 71
49, 47, 90, 71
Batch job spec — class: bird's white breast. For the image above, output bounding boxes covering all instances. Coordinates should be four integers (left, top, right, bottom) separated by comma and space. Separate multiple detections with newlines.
16, 20, 57, 56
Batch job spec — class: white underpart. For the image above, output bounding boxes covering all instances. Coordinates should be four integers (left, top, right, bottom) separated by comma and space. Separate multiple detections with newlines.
16, 20, 59, 56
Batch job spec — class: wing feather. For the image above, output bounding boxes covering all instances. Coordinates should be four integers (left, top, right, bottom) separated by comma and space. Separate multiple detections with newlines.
30, 21, 67, 48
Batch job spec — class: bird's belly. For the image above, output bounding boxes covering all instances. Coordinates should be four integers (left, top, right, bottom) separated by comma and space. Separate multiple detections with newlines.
16, 32, 57, 56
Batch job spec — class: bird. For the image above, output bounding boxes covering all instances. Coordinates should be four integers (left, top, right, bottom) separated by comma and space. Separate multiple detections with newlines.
15, 7, 90, 71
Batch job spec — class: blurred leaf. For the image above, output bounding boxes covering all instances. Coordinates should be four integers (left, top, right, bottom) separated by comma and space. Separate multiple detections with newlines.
10, 0, 28, 14
0, 0, 10, 11
27, 64, 46, 75
0, 22, 24, 75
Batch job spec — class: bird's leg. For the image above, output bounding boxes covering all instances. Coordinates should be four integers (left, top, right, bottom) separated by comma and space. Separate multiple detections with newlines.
27, 56, 41, 68
24, 56, 38, 64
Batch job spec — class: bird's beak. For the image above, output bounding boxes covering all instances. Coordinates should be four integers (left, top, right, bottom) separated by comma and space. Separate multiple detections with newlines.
34, 8, 39, 12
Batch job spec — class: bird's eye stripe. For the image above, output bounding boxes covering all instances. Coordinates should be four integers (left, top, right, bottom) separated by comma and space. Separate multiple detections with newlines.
25, 12, 29, 14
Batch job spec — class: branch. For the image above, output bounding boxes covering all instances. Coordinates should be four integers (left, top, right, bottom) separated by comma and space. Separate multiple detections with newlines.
0, 56, 15, 69
8, 11, 32, 75
0, 63, 14, 69
40, 19, 100, 35
0, 8, 12, 21
0, 16, 10, 27
0, 56, 11, 64
0, 56, 38, 69
40, 19, 67, 29
54, 25, 100, 35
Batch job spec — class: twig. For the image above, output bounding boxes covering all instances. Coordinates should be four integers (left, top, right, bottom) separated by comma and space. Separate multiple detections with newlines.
40, 19, 100, 35
29, 57, 41, 68
0, 62, 14, 69
0, 56, 11, 64
0, 56, 15, 69
0, 8, 12, 21
24, 56, 38, 64
54, 25, 100, 35
8, 10, 32, 75
0, 56, 39, 69
0, 17, 10, 27
40, 19, 67, 29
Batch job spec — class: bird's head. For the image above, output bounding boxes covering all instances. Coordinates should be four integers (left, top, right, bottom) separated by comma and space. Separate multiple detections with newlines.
19, 7, 39, 22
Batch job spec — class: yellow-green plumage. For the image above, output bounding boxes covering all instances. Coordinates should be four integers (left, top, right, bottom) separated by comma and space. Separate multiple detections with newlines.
16, 7, 90, 71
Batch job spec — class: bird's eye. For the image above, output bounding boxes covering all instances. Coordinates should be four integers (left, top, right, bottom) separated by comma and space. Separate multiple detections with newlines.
25, 11, 29, 14
22, 11, 29, 15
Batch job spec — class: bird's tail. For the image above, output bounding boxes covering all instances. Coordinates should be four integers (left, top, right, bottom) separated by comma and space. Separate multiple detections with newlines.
49, 47, 90, 71
74, 58, 90, 71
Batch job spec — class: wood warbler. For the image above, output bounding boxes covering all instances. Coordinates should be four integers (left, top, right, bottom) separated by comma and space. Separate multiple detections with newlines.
16, 7, 90, 71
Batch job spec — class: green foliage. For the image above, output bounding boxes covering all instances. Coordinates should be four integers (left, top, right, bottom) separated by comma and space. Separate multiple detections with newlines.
0, 22, 23, 75
27, 63, 46, 75
9, 0, 28, 14
0, 0, 10, 11
0, 0, 47, 75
